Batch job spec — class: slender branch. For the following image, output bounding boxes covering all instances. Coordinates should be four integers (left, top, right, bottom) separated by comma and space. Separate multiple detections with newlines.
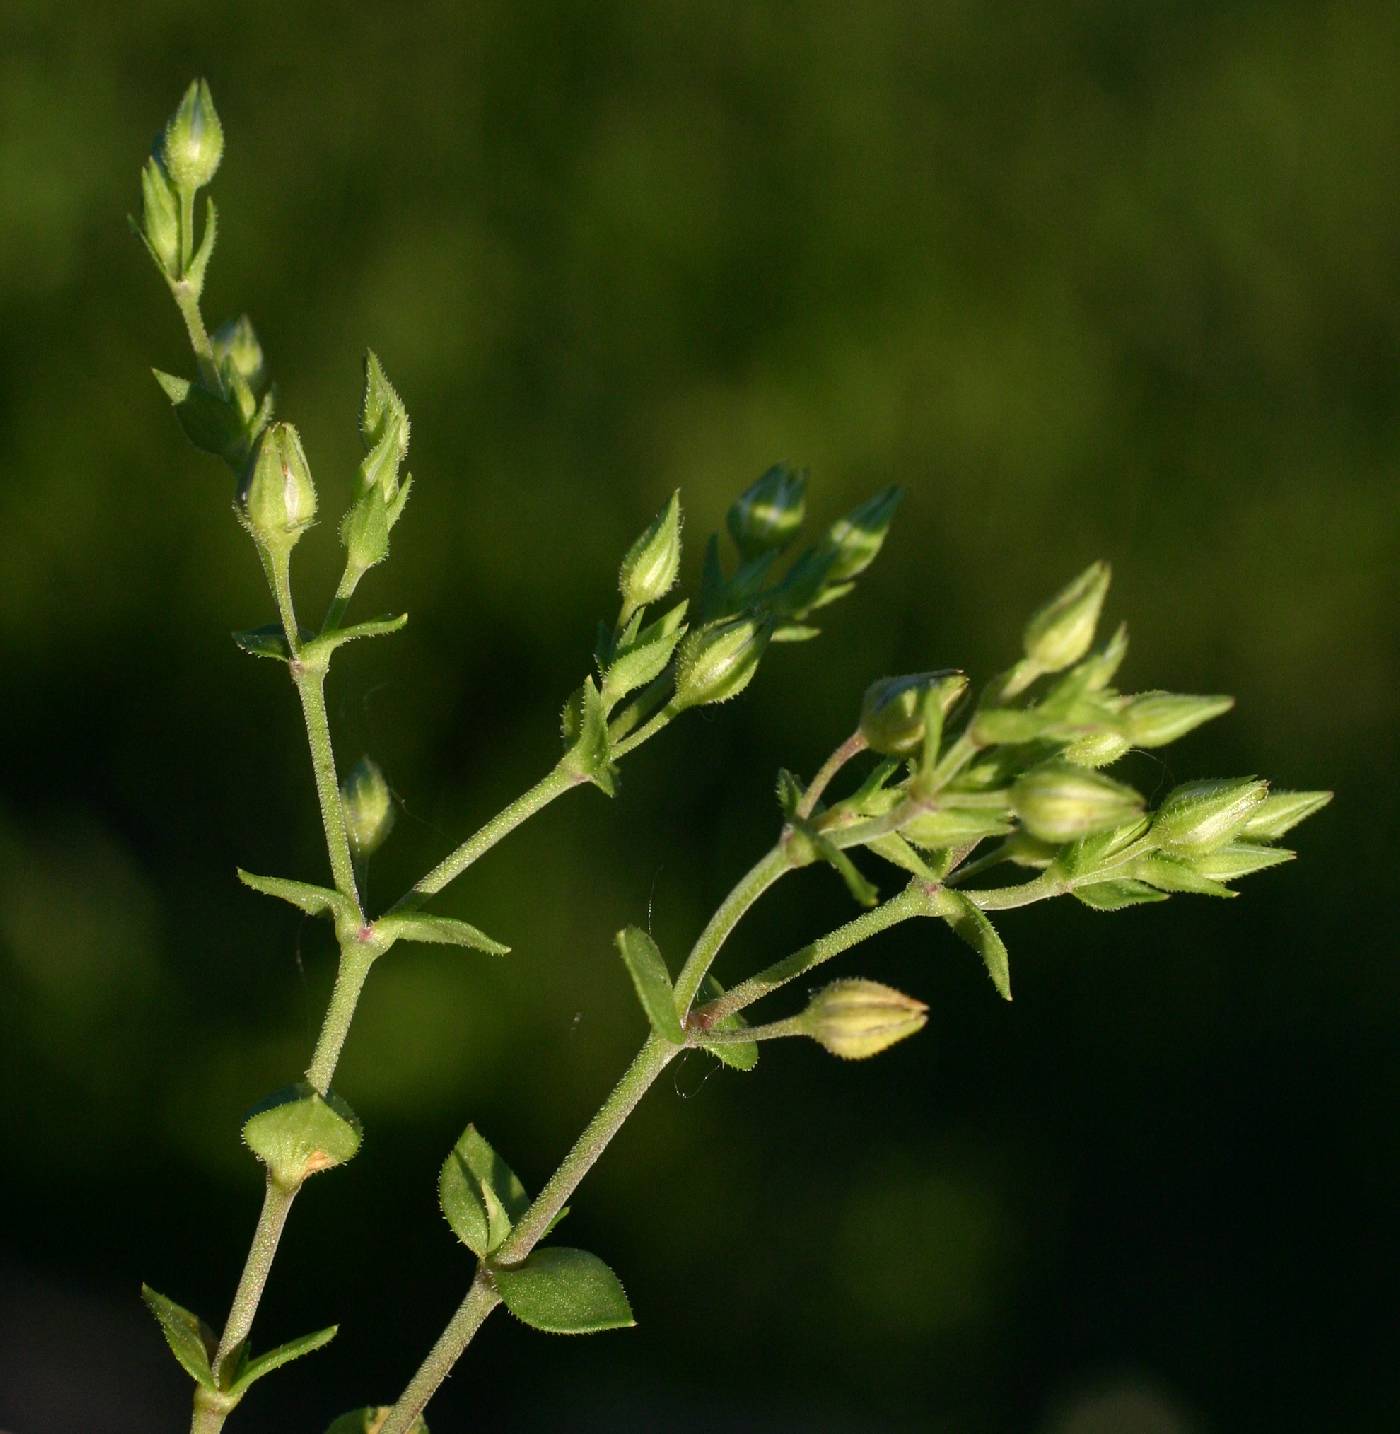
172, 283, 221, 393
305, 945, 375, 1093
672, 844, 793, 1013
795, 730, 867, 820
208, 1176, 298, 1390
395, 761, 578, 910
321, 559, 367, 635
381, 1037, 678, 1434
609, 700, 681, 760
292, 666, 361, 911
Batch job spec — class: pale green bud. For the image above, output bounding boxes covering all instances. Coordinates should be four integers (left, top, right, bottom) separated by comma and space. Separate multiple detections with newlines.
1011, 760, 1143, 844
162, 79, 223, 192
211, 315, 267, 395
1151, 777, 1269, 851
358, 350, 410, 499
1121, 691, 1233, 748
819, 486, 903, 582
726, 464, 807, 560
242, 422, 317, 551
618, 490, 682, 614
1239, 789, 1332, 841
902, 807, 1014, 847
1062, 729, 1132, 768
859, 670, 969, 757
801, 978, 928, 1060
671, 615, 771, 710
139, 155, 180, 276
340, 756, 395, 859
1023, 561, 1111, 672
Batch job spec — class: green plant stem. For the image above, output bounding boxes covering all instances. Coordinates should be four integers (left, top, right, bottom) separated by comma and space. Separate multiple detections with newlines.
672, 844, 793, 1012
321, 560, 367, 634
965, 872, 1062, 910
179, 187, 195, 272
607, 672, 672, 743
795, 730, 867, 820
292, 666, 362, 911
172, 281, 220, 393
205, 1176, 298, 1406
381, 1036, 678, 1434
395, 761, 578, 909
702, 885, 927, 1021
609, 700, 681, 760
304, 944, 375, 1092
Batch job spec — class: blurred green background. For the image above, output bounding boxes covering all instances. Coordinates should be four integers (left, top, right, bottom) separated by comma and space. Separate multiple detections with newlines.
2, 2, 1396, 1431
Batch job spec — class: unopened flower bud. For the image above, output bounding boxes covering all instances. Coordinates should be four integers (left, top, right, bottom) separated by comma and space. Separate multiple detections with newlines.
801, 978, 928, 1060
242, 422, 317, 551
162, 79, 223, 192
859, 670, 969, 757
211, 315, 267, 395
1151, 777, 1269, 851
1011, 760, 1143, 844
1023, 561, 1111, 672
139, 156, 180, 276
1190, 842, 1295, 882
672, 616, 771, 710
1239, 789, 1332, 841
1062, 729, 1132, 768
340, 756, 394, 859
618, 490, 682, 615
727, 464, 807, 560
820, 486, 903, 582
1121, 691, 1233, 748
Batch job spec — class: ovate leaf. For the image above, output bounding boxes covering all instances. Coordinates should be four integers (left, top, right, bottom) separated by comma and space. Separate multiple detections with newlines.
492, 1248, 635, 1335
439, 1124, 531, 1257
242, 1083, 362, 1188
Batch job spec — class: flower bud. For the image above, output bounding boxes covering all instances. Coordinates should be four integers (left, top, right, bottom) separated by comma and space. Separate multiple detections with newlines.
1151, 777, 1269, 851
819, 486, 903, 582
671, 616, 771, 710
1062, 729, 1132, 768
1239, 789, 1332, 841
1023, 561, 1111, 672
139, 155, 180, 276
1120, 691, 1233, 748
801, 978, 928, 1060
726, 464, 807, 560
340, 756, 394, 859
1010, 760, 1143, 844
162, 79, 223, 192
242, 422, 317, 551
211, 314, 267, 395
618, 490, 682, 614
1190, 842, 1295, 882
859, 670, 969, 757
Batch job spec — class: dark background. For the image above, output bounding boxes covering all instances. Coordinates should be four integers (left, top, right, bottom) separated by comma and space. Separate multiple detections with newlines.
2, 4, 1395, 1432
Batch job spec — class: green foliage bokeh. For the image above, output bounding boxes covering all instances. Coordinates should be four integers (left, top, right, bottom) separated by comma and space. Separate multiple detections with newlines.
1, 3, 1395, 1430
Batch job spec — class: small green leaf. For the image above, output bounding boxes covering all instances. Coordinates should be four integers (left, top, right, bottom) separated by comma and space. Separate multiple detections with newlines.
377, 913, 509, 956
1073, 879, 1170, 911
141, 1284, 216, 1390
236, 870, 351, 921
302, 613, 410, 663
492, 1248, 635, 1335
694, 974, 758, 1071
325, 1409, 428, 1434
614, 927, 684, 1044
153, 367, 245, 465
866, 832, 938, 881
775, 768, 805, 819
439, 1124, 531, 1257
810, 832, 880, 907
242, 1083, 362, 1189
231, 624, 294, 661
225, 1325, 337, 1398
601, 626, 686, 707
939, 890, 1012, 1001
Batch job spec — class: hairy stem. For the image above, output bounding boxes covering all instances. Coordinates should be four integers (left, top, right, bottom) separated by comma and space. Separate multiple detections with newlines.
673, 844, 793, 1013
795, 731, 867, 820
304, 944, 375, 1093
173, 283, 220, 393
292, 664, 361, 911
381, 1036, 678, 1433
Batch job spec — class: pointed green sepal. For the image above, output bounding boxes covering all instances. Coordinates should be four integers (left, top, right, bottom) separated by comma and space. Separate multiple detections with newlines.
1132, 852, 1237, 898
1072, 878, 1170, 911
141, 1285, 217, 1390
153, 369, 246, 465
224, 1325, 337, 1399
439, 1124, 531, 1257
242, 1083, 362, 1190
236, 870, 352, 922
1239, 789, 1333, 841
614, 927, 684, 1044
938, 890, 1012, 1001
1192, 842, 1296, 882
491, 1248, 635, 1335
377, 913, 509, 956
601, 624, 687, 708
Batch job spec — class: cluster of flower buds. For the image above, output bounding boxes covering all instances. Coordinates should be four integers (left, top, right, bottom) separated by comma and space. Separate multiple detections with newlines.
135, 79, 223, 292
340, 352, 414, 573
